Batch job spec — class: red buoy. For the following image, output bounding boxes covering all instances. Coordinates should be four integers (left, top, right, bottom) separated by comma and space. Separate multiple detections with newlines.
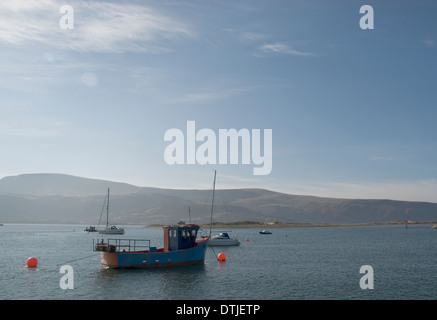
27, 257, 38, 268
217, 252, 226, 261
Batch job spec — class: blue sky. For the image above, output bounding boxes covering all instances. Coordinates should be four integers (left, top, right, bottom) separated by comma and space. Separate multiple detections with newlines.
0, 0, 436, 202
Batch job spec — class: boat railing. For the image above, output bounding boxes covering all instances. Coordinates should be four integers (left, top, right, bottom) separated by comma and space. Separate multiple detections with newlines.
94, 238, 151, 253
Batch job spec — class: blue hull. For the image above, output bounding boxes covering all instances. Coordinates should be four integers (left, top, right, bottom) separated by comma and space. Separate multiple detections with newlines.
99, 239, 208, 268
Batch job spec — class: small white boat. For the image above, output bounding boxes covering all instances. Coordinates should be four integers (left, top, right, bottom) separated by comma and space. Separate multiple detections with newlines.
97, 188, 125, 235
259, 230, 272, 234
208, 232, 240, 246
99, 225, 125, 235
85, 226, 97, 232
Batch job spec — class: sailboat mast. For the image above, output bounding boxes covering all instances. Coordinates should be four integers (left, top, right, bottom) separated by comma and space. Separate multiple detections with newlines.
106, 188, 110, 229
209, 170, 217, 237
188, 206, 192, 224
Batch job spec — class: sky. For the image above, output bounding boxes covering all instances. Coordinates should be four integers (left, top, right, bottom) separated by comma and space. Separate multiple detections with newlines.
0, 0, 436, 202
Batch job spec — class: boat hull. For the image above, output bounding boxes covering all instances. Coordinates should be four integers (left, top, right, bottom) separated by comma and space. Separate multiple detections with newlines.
98, 227, 125, 235
99, 239, 208, 268
98, 230, 124, 235
208, 239, 240, 246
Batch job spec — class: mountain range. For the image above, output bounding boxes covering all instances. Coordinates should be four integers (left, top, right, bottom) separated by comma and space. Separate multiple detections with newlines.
1, 173, 437, 225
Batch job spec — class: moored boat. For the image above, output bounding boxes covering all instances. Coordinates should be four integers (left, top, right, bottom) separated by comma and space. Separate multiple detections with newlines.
85, 226, 97, 232
259, 230, 272, 234
99, 225, 125, 234
206, 170, 240, 246
97, 188, 125, 235
209, 232, 240, 246
94, 224, 208, 268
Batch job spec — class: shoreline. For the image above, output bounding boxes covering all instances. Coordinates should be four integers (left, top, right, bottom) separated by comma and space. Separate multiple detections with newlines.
148, 220, 437, 229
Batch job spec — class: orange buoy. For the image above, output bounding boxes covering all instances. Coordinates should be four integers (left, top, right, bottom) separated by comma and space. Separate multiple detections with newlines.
217, 252, 226, 261
26, 257, 38, 268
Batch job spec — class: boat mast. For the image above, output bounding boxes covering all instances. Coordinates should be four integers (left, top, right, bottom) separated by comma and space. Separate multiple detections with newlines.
106, 188, 110, 229
209, 170, 216, 237
188, 206, 192, 224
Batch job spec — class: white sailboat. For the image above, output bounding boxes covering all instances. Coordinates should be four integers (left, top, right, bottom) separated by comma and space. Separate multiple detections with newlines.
98, 188, 125, 235
207, 170, 240, 246
209, 231, 240, 246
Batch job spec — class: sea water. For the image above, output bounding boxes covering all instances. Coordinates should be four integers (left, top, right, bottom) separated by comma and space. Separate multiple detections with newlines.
0, 223, 436, 300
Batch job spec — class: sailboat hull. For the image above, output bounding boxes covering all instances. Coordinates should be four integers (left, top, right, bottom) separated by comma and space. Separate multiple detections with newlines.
208, 238, 240, 246
98, 228, 125, 235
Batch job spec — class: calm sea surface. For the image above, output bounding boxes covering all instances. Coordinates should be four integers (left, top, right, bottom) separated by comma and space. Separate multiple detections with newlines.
1, 223, 436, 300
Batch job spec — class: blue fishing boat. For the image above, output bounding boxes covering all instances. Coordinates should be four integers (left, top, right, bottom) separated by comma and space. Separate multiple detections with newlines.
94, 224, 209, 268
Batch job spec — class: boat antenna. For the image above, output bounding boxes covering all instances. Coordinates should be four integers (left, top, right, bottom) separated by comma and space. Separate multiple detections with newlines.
209, 170, 217, 237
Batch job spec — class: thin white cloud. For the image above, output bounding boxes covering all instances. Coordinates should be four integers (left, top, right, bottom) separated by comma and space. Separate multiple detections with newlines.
224, 29, 264, 42
258, 42, 316, 57
223, 28, 317, 58
280, 180, 437, 203
0, 0, 194, 53
423, 38, 436, 47
369, 155, 395, 161
0, 0, 54, 11
0, 116, 68, 139
176, 84, 260, 103
241, 32, 264, 41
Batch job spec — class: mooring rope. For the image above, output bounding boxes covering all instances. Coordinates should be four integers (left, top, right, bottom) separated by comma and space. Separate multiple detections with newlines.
209, 246, 219, 261
56, 253, 96, 266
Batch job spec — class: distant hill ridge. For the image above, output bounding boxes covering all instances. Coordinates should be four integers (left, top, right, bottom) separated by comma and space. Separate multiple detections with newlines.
0, 173, 436, 225
0, 173, 150, 196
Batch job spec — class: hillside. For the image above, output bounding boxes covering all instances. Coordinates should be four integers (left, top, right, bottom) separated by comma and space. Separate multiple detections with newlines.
0, 173, 437, 225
